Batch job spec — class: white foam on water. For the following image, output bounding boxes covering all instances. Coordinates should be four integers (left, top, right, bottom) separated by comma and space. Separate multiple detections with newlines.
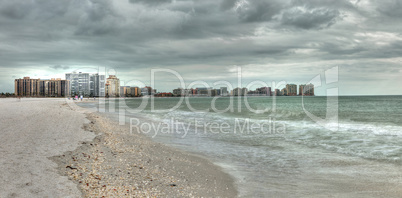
78, 97, 402, 197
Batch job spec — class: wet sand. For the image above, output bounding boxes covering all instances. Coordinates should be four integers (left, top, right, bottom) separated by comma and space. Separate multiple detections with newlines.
0, 98, 237, 197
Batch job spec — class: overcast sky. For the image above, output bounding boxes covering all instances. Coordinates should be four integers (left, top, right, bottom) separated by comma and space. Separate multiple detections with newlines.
1, 0, 401, 95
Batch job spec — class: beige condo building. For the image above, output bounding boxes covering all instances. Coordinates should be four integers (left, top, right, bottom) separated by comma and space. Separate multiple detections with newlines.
286, 84, 297, 96
105, 75, 120, 97
15, 77, 69, 97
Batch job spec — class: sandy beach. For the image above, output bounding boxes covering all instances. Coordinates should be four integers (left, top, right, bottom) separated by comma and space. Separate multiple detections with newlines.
0, 98, 237, 197
0, 98, 96, 197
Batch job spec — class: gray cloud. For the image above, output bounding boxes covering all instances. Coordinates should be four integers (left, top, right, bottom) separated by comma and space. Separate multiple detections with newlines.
290, 0, 356, 10
376, 0, 402, 18
0, 0, 401, 95
128, 0, 173, 6
74, 0, 122, 36
49, 65, 71, 70
235, 0, 285, 22
280, 7, 340, 29
220, 0, 237, 11
0, 1, 32, 19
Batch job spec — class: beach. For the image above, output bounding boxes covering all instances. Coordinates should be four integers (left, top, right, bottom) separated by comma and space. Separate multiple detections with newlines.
3, 96, 402, 197
81, 96, 402, 197
0, 98, 236, 197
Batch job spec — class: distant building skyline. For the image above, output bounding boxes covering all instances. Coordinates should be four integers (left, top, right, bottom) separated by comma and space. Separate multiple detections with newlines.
14, 73, 315, 98
15, 77, 69, 97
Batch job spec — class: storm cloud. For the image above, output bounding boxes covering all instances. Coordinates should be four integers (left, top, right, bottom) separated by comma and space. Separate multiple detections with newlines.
0, 0, 401, 95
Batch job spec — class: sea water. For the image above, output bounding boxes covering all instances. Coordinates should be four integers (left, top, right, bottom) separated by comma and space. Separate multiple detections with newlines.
79, 96, 402, 197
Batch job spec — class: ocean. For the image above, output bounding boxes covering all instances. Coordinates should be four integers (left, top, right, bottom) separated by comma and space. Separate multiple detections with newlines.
79, 96, 402, 197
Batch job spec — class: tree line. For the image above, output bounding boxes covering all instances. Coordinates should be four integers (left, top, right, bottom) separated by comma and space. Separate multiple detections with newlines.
0, 93, 15, 97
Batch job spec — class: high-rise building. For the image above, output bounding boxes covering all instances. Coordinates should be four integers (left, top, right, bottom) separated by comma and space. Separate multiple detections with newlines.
105, 75, 120, 97
196, 87, 207, 96
66, 72, 105, 97
90, 73, 105, 97
242, 88, 248, 96
130, 87, 140, 97
256, 87, 272, 96
15, 77, 40, 96
233, 88, 240, 96
120, 86, 130, 97
281, 88, 287, 96
66, 72, 90, 96
233, 87, 248, 96
210, 89, 217, 96
39, 78, 70, 97
267, 87, 272, 96
299, 84, 314, 96
139, 86, 154, 96
39, 80, 49, 96
274, 89, 281, 96
216, 89, 221, 96
15, 77, 69, 97
299, 84, 306, 96
195, 87, 214, 96
58, 79, 70, 97
220, 87, 228, 96
247, 90, 258, 95
304, 84, 315, 96
273, 89, 281, 96
191, 89, 197, 95
286, 84, 297, 96
141, 87, 149, 96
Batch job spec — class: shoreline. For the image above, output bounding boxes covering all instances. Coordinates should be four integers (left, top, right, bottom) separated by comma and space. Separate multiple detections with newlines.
3, 98, 402, 197
51, 102, 238, 197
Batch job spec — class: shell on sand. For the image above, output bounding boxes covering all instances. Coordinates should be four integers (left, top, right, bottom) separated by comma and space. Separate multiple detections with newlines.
53, 101, 237, 197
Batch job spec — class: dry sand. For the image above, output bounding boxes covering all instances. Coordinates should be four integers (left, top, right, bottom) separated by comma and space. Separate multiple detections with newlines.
0, 98, 237, 197
0, 98, 96, 197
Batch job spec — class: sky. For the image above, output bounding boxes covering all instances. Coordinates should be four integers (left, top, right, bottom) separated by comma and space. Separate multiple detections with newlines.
1, 0, 402, 95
